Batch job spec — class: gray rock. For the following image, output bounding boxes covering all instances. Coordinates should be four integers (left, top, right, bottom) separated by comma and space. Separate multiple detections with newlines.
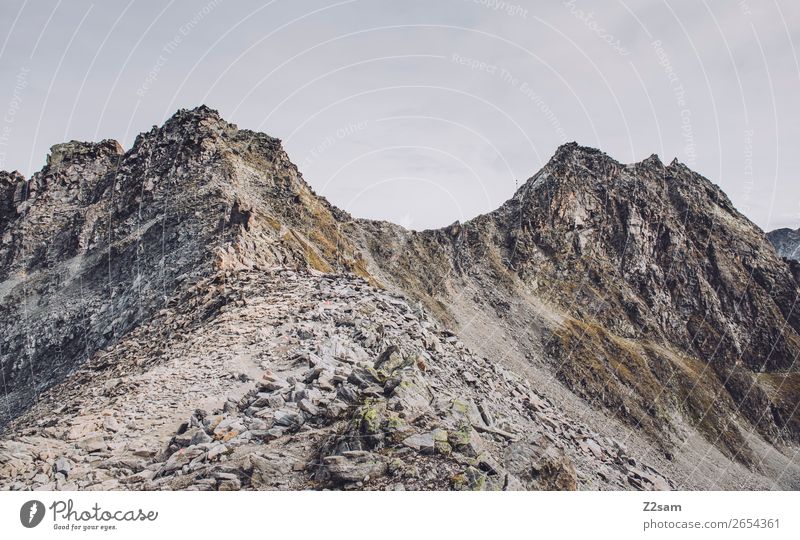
322, 451, 386, 484
273, 409, 303, 428
102, 416, 121, 432
174, 428, 203, 447
206, 444, 229, 461
297, 399, 319, 417
402, 432, 435, 454
190, 430, 213, 446
54, 457, 72, 476
79, 436, 107, 453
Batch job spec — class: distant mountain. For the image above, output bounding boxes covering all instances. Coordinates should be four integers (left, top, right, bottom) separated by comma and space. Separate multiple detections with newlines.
768, 227, 800, 261
1, 107, 798, 490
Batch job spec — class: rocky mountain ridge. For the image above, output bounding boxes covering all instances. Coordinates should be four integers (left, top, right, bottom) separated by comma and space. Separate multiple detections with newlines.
364, 143, 800, 460
1, 106, 798, 490
1, 268, 670, 491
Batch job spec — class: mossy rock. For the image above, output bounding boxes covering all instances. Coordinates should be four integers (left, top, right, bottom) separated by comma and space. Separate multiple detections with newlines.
448, 424, 472, 447
432, 428, 450, 453
453, 466, 486, 491
353, 403, 382, 434
435, 440, 452, 456
350, 401, 386, 448
374, 346, 416, 379
385, 414, 411, 443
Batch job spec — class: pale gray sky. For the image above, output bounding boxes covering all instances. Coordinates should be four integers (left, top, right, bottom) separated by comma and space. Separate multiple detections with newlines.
0, 0, 798, 231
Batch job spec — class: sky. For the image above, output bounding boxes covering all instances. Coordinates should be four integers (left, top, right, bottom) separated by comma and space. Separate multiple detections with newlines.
0, 0, 798, 231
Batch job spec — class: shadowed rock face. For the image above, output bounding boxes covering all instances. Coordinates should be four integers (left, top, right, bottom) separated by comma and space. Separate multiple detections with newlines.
1, 107, 798, 490
768, 227, 800, 261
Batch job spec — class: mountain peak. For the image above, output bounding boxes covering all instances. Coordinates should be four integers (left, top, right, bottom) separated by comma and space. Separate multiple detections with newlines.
170, 104, 223, 123
158, 104, 229, 135
551, 141, 608, 162
639, 153, 663, 167
1, 106, 799, 492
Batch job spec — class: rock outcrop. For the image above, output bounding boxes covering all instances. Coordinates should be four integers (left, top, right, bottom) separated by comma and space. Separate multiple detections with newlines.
1, 106, 798, 490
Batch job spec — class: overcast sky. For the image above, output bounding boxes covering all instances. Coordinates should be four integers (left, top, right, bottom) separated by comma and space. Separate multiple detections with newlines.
0, 0, 798, 231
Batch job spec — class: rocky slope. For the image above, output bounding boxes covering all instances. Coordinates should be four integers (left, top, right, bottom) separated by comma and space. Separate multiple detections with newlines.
768, 227, 800, 261
1, 268, 671, 491
1, 106, 798, 490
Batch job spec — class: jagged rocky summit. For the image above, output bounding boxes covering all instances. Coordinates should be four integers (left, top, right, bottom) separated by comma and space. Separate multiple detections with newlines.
0, 106, 798, 491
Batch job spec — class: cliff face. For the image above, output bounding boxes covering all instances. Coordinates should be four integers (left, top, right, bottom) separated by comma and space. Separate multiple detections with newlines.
0, 107, 798, 490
